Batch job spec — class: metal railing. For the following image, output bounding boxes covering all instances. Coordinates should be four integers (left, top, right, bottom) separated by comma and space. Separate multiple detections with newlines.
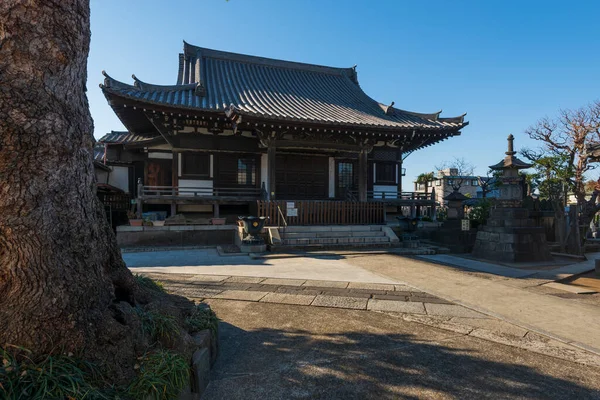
350, 190, 434, 201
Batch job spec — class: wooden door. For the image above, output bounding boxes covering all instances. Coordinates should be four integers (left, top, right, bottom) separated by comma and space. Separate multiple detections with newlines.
145, 160, 172, 187
275, 154, 328, 199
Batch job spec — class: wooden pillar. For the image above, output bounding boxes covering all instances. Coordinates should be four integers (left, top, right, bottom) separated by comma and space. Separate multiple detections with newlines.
397, 160, 403, 194
136, 178, 143, 218
268, 145, 277, 200
171, 151, 178, 217
358, 148, 368, 202
213, 203, 220, 218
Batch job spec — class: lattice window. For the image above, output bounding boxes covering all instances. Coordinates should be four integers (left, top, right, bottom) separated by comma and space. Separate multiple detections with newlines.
237, 158, 256, 185
375, 162, 396, 184
338, 162, 354, 189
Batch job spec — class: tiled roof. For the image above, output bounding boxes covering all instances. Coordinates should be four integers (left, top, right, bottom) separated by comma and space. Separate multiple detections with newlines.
101, 42, 467, 132
94, 131, 156, 162
97, 131, 152, 144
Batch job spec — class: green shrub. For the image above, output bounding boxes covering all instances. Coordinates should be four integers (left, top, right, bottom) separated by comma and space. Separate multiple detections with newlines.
186, 306, 219, 335
0, 346, 113, 400
127, 350, 189, 400
468, 198, 494, 228
135, 274, 166, 293
135, 308, 180, 343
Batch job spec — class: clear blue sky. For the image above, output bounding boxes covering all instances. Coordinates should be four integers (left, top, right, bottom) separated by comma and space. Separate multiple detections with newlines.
88, 0, 600, 184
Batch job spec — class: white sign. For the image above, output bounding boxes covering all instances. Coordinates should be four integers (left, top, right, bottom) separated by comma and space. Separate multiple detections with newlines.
287, 208, 298, 217
286, 202, 295, 209
461, 219, 470, 231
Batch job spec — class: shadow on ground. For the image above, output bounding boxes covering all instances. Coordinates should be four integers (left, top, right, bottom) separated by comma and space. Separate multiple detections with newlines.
204, 302, 600, 399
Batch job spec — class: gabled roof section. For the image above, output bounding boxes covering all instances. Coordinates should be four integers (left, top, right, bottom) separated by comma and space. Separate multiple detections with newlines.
97, 130, 153, 144
101, 42, 468, 132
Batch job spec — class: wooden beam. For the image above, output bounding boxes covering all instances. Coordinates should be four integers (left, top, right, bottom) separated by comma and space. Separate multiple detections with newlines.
358, 148, 368, 202
268, 145, 277, 200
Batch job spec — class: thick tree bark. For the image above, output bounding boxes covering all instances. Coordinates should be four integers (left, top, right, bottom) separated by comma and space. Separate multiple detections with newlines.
0, 0, 147, 377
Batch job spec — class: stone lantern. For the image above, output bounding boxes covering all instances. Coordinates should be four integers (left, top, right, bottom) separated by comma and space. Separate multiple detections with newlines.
444, 190, 468, 220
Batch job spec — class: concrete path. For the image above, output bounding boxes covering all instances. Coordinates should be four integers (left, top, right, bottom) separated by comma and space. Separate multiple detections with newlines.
349, 253, 600, 355
202, 299, 600, 399
142, 272, 600, 367
125, 249, 398, 283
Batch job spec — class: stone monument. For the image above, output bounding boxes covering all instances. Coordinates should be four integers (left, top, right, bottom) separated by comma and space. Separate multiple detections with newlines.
471, 135, 552, 262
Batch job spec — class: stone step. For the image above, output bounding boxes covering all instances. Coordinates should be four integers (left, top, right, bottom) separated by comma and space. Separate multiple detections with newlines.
281, 231, 386, 239
281, 225, 384, 233
283, 236, 391, 246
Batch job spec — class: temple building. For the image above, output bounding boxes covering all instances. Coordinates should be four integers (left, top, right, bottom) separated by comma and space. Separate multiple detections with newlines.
99, 42, 468, 221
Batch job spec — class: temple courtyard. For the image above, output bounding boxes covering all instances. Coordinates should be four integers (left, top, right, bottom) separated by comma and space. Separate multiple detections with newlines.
126, 249, 600, 398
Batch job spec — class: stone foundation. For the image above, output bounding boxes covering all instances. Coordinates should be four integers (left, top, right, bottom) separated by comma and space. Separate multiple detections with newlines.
116, 225, 236, 247
472, 208, 552, 262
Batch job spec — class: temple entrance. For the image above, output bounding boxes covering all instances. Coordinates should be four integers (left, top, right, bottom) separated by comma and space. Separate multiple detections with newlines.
275, 154, 328, 199
145, 160, 172, 187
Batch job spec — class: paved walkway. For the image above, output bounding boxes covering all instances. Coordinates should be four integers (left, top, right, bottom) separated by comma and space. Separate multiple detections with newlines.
349, 253, 600, 355
125, 249, 399, 283
126, 248, 600, 358
203, 300, 600, 399
141, 271, 600, 367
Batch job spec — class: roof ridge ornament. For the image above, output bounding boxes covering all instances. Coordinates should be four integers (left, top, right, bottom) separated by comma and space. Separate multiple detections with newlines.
195, 82, 206, 97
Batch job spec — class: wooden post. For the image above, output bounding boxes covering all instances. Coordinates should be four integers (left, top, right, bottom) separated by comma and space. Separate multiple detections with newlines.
136, 178, 143, 218
358, 148, 367, 202
267, 145, 276, 200
213, 203, 220, 218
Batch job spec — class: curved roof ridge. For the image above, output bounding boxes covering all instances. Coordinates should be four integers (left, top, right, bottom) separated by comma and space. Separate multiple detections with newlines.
383, 105, 444, 121
132, 74, 197, 91
183, 40, 357, 80
100, 71, 136, 90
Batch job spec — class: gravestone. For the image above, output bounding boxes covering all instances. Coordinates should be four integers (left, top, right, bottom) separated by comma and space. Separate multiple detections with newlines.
472, 135, 552, 262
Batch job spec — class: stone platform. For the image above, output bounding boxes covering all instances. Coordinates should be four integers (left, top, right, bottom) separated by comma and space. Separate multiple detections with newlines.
472, 207, 552, 263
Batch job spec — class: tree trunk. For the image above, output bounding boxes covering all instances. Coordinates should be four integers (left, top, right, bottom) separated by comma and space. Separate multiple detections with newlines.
0, 0, 146, 377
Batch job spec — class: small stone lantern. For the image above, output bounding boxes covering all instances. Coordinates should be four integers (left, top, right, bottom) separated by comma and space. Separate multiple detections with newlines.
444, 190, 468, 220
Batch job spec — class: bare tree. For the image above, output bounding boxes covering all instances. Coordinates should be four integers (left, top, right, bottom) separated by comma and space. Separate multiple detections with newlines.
523, 100, 600, 252
435, 157, 475, 192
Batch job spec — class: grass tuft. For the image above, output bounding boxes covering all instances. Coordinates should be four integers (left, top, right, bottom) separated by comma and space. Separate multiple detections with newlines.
186, 305, 219, 335
0, 345, 115, 400
135, 308, 180, 343
127, 350, 189, 400
134, 274, 166, 293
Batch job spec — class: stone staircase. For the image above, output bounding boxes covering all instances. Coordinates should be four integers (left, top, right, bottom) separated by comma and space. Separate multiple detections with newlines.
268, 225, 399, 249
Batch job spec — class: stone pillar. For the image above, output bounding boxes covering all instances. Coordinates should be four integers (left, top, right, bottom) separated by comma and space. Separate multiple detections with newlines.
267, 146, 276, 200
358, 148, 368, 202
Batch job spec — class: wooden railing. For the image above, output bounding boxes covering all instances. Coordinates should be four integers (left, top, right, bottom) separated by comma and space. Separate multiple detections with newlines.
97, 192, 131, 211
257, 200, 385, 226
141, 186, 262, 198
351, 190, 434, 202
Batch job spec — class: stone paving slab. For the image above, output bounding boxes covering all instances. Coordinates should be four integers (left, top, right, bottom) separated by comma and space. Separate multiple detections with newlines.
186, 275, 230, 283
543, 282, 598, 294
347, 282, 396, 291
396, 284, 421, 292
367, 299, 426, 314
212, 290, 269, 302
302, 280, 349, 288
425, 303, 489, 319
261, 278, 307, 286
311, 295, 368, 310
224, 276, 266, 284
259, 292, 316, 306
